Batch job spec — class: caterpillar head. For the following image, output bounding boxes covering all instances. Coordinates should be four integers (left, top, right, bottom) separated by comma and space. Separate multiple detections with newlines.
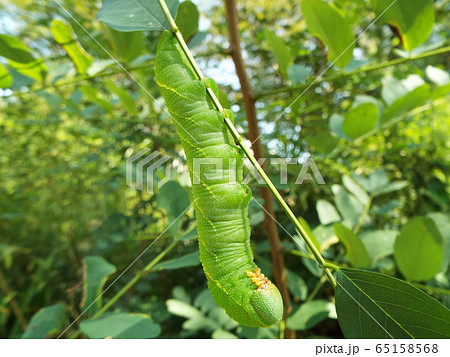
247, 268, 283, 326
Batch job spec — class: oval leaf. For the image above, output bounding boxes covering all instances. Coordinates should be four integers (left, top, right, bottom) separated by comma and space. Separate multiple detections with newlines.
342, 175, 370, 206
336, 268, 450, 338
264, 29, 292, 79
97, 0, 179, 32
316, 199, 341, 225
361, 230, 397, 265
105, 28, 145, 62
381, 84, 431, 123
286, 269, 308, 300
333, 223, 371, 268
81, 256, 117, 314
305, 132, 339, 155
371, 0, 435, 51
427, 212, 450, 272
0, 34, 35, 63
300, 0, 355, 68
394, 217, 444, 281
342, 103, 379, 139
51, 19, 93, 74
175, 0, 199, 41
287, 300, 336, 331
157, 180, 190, 236
333, 185, 364, 228
22, 304, 66, 339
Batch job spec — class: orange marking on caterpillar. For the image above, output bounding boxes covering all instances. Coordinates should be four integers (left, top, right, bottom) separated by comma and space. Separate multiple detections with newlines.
246, 268, 272, 291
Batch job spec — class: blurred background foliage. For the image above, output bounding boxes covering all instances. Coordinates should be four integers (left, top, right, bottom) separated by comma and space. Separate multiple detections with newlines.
0, 0, 449, 338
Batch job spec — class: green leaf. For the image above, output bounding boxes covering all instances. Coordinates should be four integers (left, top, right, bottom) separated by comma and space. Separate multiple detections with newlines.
316, 199, 341, 225
352, 94, 384, 111
342, 175, 370, 206
298, 217, 321, 252
333, 185, 364, 228
371, 0, 435, 51
333, 223, 371, 268
302, 256, 323, 278
193, 289, 217, 314
22, 304, 66, 338
264, 30, 292, 78
394, 217, 444, 281
79, 312, 161, 338
167, 299, 222, 331
371, 180, 408, 196
218, 86, 231, 109
0, 34, 35, 63
286, 300, 336, 330
336, 268, 450, 338
427, 212, 450, 272
360, 230, 397, 265
300, 0, 355, 68
80, 85, 115, 112
431, 82, 450, 99
8, 59, 47, 82
105, 28, 145, 62
381, 84, 431, 123
157, 180, 190, 236
0, 63, 12, 89
305, 132, 339, 154
381, 75, 425, 105
313, 224, 339, 251
286, 269, 307, 300
97, 0, 179, 32
287, 64, 311, 85
328, 113, 346, 138
342, 103, 379, 139
81, 256, 116, 314
153, 251, 200, 271
354, 169, 389, 193
50, 19, 93, 74
105, 80, 138, 115
175, 0, 199, 41
86, 59, 115, 76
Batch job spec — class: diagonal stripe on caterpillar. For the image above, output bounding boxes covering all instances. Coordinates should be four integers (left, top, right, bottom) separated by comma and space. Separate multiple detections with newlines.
155, 30, 283, 327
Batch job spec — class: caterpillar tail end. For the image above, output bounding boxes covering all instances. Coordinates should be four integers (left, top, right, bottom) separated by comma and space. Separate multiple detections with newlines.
250, 283, 283, 326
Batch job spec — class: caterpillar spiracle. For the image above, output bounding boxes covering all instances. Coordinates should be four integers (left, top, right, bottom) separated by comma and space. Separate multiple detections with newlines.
155, 31, 283, 327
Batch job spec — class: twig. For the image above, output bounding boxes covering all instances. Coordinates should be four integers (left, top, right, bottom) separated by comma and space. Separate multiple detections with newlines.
255, 46, 450, 98
7, 49, 224, 98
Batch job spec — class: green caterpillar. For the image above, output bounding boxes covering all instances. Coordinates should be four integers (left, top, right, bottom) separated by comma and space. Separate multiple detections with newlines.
155, 31, 283, 327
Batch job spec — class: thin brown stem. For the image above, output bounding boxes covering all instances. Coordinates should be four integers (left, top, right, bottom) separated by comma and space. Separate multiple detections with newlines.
224, 0, 294, 339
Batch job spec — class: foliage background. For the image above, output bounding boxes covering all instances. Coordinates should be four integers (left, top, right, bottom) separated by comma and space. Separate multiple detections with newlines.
0, 0, 449, 339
